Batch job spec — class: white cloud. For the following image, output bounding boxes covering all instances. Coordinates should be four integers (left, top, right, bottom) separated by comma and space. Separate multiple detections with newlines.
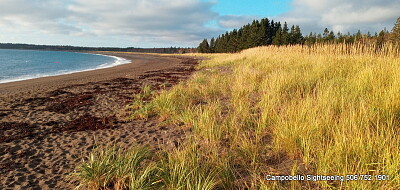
278, 0, 400, 34
0, 0, 397, 47
0, 0, 80, 34
217, 15, 260, 29
68, 0, 219, 46
0, 0, 222, 47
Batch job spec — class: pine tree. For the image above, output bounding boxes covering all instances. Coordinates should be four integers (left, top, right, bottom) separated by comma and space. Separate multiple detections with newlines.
229, 29, 239, 52
260, 18, 271, 45
354, 30, 362, 42
337, 32, 344, 43
269, 20, 276, 45
274, 21, 281, 36
209, 38, 216, 53
220, 32, 228, 53
328, 31, 335, 42
345, 32, 354, 43
391, 17, 400, 44
281, 22, 289, 45
273, 25, 283, 46
293, 25, 303, 44
377, 30, 386, 48
197, 39, 210, 53
242, 24, 251, 49
305, 32, 315, 45
317, 33, 322, 43
289, 25, 296, 44
270, 20, 276, 37
323, 28, 330, 42
237, 28, 244, 51
249, 20, 261, 47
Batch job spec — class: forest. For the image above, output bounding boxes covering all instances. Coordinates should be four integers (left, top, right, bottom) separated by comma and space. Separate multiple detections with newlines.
198, 17, 400, 53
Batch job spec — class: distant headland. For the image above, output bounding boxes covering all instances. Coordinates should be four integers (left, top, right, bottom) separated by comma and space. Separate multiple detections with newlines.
0, 43, 196, 54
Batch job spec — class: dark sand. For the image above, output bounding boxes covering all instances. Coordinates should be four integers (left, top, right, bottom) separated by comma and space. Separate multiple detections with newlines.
0, 52, 198, 189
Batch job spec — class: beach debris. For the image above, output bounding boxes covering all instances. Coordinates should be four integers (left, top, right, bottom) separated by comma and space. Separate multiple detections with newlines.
57, 115, 117, 132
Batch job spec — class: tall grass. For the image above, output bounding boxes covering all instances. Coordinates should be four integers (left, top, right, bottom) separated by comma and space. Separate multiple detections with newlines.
72, 145, 158, 190
75, 43, 400, 189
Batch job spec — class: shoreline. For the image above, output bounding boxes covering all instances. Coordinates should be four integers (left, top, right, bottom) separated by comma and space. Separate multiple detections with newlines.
0, 51, 131, 85
0, 52, 182, 94
0, 52, 198, 189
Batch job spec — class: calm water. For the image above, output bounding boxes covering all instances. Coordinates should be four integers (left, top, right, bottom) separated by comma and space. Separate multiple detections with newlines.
0, 49, 130, 83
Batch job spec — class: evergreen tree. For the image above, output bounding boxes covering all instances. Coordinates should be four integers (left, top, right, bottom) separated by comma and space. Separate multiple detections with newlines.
270, 20, 276, 38
229, 29, 239, 52
281, 22, 289, 45
260, 18, 272, 45
220, 32, 228, 53
289, 25, 296, 44
328, 31, 335, 42
354, 30, 362, 42
337, 32, 344, 43
346, 32, 354, 43
209, 37, 216, 53
274, 21, 281, 37
305, 32, 316, 45
197, 39, 210, 53
214, 36, 220, 53
242, 24, 251, 49
317, 33, 323, 43
323, 28, 330, 42
273, 25, 283, 45
391, 16, 400, 44
293, 25, 303, 44
237, 28, 245, 50
249, 20, 262, 47
235, 29, 241, 52
377, 30, 387, 48
268, 20, 276, 45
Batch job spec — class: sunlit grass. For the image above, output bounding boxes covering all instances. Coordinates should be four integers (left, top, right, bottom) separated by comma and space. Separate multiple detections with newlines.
72, 145, 158, 190
76, 43, 400, 189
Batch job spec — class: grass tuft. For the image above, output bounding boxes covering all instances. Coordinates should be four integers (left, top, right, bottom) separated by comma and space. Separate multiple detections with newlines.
72, 145, 158, 190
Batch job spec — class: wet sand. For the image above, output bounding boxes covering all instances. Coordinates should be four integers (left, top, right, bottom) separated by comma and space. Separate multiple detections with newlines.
0, 52, 198, 189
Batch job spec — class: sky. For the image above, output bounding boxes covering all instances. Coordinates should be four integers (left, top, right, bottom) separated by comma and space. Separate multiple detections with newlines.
0, 0, 398, 48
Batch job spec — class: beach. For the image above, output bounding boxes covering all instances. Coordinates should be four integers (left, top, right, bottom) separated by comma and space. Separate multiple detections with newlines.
0, 52, 198, 189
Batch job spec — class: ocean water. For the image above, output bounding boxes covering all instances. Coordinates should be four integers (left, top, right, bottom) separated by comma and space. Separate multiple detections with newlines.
0, 49, 130, 83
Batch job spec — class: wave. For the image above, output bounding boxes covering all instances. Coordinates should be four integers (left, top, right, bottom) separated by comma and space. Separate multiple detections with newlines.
0, 53, 131, 84
94, 54, 131, 69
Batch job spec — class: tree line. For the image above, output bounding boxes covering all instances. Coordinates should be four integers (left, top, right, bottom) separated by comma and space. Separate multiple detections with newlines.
198, 17, 400, 53
198, 18, 303, 53
0, 43, 196, 54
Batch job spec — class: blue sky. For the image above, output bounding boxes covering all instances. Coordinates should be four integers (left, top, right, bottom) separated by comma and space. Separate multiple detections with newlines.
0, 0, 398, 47
211, 0, 292, 17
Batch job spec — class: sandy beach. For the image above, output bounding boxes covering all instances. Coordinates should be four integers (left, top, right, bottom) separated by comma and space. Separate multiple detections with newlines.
0, 52, 198, 189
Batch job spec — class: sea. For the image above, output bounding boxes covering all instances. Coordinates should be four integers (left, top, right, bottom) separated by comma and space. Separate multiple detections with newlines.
0, 49, 131, 84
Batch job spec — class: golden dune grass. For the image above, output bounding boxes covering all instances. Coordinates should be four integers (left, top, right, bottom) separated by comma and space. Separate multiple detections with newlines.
76, 43, 400, 189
